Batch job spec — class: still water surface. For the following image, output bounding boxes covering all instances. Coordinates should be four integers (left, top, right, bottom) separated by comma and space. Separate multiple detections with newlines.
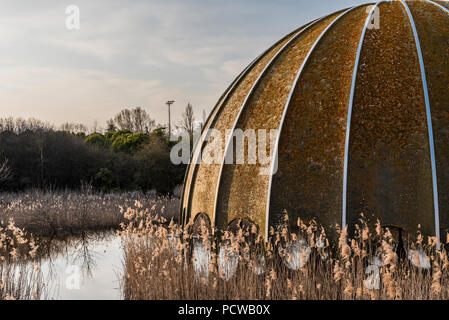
36, 232, 123, 300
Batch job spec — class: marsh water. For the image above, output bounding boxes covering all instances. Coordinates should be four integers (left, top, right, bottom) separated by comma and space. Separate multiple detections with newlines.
34, 232, 123, 300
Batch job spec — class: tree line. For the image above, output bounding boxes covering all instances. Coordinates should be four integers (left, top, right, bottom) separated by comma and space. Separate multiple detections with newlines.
0, 106, 200, 194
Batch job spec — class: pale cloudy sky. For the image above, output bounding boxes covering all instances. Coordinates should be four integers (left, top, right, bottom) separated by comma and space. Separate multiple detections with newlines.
0, 0, 362, 130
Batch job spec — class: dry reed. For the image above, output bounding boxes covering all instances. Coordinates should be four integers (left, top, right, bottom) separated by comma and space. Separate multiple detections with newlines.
0, 220, 46, 300
121, 208, 449, 300
0, 190, 179, 237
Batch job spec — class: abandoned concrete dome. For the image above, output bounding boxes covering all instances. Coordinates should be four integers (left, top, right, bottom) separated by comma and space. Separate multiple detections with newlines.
181, 0, 449, 242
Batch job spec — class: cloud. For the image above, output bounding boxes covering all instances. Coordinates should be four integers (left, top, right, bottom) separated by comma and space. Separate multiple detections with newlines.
0, 0, 363, 127
0, 66, 162, 125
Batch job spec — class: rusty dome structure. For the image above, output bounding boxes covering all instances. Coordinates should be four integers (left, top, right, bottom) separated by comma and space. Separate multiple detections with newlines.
180, 0, 449, 243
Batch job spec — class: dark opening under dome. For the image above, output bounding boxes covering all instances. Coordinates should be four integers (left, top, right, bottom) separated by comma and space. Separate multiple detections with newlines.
181, 0, 449, 242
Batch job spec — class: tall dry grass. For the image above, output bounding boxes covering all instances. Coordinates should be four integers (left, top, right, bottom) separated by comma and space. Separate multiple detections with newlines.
121, 207, 449, 300
0, 190, 179, 237
0, 191, 179, 300
0, 220, 46, 300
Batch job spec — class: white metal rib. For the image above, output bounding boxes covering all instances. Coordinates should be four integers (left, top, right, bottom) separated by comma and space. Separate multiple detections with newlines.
180, 52, 261, 222
400, 0, 441, 247
211, 12, 340, 229
342, 2, 383, 229
263, 6, 362, 240
425, 0, 449, 15
181, 21, 318, 224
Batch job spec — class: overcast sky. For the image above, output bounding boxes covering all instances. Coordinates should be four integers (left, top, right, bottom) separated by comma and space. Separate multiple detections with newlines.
0, 0, 363, 130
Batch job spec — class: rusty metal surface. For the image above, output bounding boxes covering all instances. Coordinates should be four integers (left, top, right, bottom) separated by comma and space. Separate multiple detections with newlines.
435, 0, 449, 10
268, 6, 370, 240
180, 23, 317, 222
188, 28, 304, 225
214, 11, 346, 234
347, 1, 434, 236
342, 3, 382, 229
212, 14, 337, 229
408, 1, 449, 238
181, 55, 258, 222
401, 0, 441, 245
181, 26, 310, 223
182, 2, 449, 242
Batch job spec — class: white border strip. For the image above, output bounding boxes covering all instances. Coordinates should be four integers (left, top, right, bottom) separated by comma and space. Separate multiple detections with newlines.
400, 0, 441, 247
212, 12, 341, 228
342, 2, 382, 228
263, 6, 362, 240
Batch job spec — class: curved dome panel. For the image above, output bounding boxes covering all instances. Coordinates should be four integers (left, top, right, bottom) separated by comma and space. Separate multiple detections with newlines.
181, 0, 449, 242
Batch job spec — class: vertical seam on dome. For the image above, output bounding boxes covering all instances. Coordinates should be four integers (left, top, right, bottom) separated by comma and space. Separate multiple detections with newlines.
181, 21, 316, 224
342, 2, 382, 230
425, 0, 449, 15
211, 11, 343, 231
400, 0, 441, 249
263, 5, 365, 241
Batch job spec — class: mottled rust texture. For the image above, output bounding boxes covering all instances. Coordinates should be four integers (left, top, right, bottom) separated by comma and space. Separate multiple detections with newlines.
408, 1, 449, 237
269, 6, 370, 239
182, 88, 230, 221
188, 29, 302, 225
215, 11, 345, 234
347, 2, 434, 236
435, 1, 449, 10
181, 26, 311, 219
182, 2, 449, 241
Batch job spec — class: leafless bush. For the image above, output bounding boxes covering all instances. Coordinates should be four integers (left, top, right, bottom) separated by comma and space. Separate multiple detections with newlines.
0, 117, 54, 133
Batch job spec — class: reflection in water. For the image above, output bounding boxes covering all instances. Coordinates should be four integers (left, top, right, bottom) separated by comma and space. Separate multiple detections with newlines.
32, 232, 123, 300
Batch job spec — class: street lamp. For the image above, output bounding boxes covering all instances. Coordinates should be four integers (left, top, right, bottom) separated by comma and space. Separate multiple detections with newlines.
166, 100, 175, 140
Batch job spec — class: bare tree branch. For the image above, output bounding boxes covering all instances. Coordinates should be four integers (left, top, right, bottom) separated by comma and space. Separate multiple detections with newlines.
178, 103, 195, 137
108, 107, 156, 133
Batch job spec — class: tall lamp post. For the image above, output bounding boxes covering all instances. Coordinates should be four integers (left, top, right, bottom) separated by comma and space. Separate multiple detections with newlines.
166, 100, 175, 140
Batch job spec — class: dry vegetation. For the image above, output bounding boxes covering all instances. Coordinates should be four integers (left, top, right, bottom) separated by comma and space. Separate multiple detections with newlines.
0, 191, 179, 300
0, 221, 45, 300
121, 207, 449, 300
0, 190, 179, 237
2, 190, 447, 301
